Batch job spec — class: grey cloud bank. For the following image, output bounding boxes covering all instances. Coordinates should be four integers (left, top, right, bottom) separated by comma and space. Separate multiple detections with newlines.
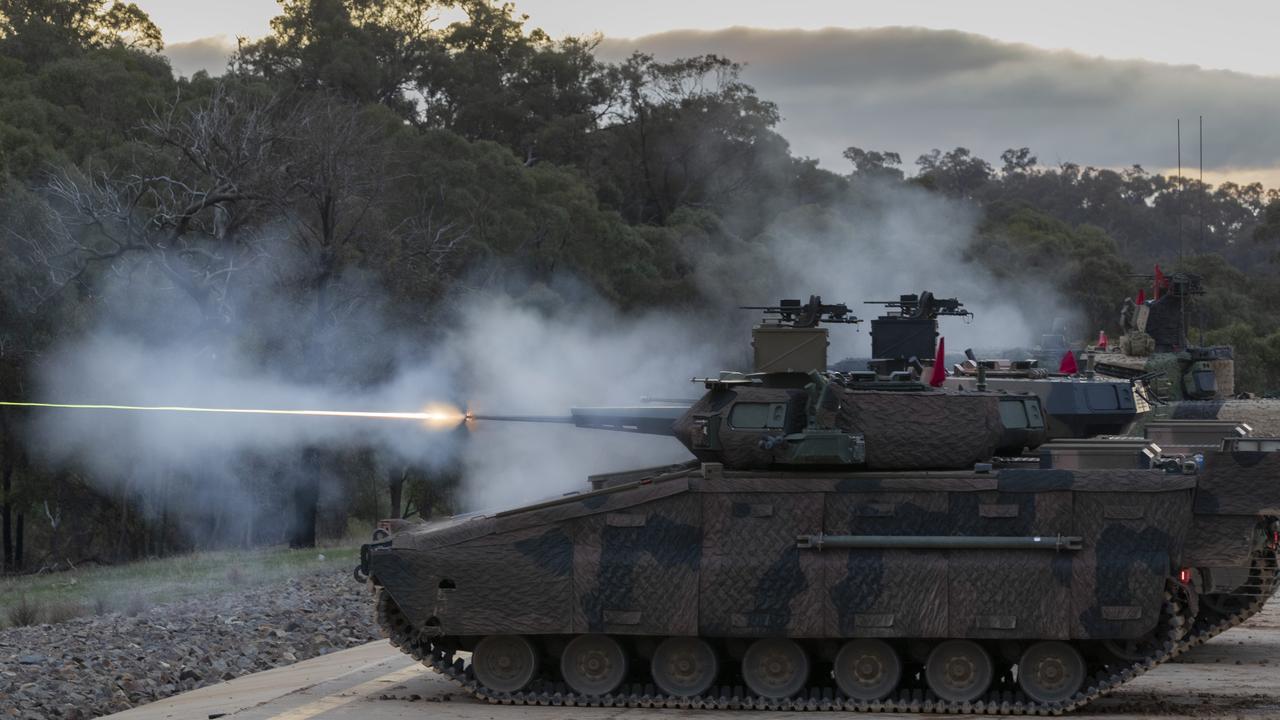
597, 26, 1280, 178
163, 27, 1280, 180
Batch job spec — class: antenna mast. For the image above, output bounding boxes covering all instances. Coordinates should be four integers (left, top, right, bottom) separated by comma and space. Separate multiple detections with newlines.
1199, 115, 1205, 255
1198, 115, 1205, 345
1177, 118, 1183, 263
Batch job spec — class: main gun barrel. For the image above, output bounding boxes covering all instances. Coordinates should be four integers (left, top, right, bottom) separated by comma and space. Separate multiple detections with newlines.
467, 413, 575, 424
469, 405, 689, 436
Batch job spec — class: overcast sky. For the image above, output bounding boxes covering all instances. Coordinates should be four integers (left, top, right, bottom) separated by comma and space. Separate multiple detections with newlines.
151, 0, 1280, 184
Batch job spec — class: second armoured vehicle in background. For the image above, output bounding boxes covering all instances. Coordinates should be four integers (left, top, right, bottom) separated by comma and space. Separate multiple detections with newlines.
360, 296, 1279, 715
1092, 271, 1280, 435
1095, 272, 1234, 401
853, 291, 1150, 440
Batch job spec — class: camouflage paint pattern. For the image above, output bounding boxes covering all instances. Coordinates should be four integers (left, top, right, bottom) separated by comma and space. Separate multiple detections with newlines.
367, 458, 1258, 645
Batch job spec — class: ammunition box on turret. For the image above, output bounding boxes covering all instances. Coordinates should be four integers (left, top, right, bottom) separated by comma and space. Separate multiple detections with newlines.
751, 325, 828, 372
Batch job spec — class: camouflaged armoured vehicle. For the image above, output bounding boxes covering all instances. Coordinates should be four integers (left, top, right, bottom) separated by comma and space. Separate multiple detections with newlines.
359, 297, 1280, 715
943, 354, 1150, 440
856, 291, 1152, 440
1096, 272, 1234, 402
1094, 272, 1280, 436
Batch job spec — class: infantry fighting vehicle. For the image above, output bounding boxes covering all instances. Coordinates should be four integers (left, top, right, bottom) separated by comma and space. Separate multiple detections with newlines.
359, 297, 1279, 714
853, 291, 1151, 439
1095, 273, 1234, 402
944, 352, 1151, 440
1094, 272, 1280, 436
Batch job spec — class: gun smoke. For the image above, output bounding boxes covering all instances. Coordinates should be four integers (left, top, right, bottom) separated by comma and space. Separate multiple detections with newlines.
22, 181, 1069, 544
685, 181, 1060, 361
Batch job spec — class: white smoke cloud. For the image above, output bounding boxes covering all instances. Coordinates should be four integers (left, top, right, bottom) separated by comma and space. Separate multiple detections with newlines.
27, 266, 728, 527
681, 181, 1058, 362
443, 294, 726, 509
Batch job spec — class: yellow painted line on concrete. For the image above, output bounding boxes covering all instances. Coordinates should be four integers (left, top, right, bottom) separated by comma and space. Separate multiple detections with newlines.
265, 665, 423, 720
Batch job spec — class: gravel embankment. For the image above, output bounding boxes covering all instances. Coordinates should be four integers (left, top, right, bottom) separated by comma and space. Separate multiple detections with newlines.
0, 570, 380, 719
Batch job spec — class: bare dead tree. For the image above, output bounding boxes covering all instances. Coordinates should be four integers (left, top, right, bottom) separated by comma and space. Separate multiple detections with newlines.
274, 97, 475, 330
3, 83, 298, 320
286, 100, 388, 264
391, 183, 472, 277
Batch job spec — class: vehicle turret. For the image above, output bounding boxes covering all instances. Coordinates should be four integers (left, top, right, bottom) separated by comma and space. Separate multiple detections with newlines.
847, 290, 1152, 440
472, 296, 1046, 470
475, 373, 1044, 471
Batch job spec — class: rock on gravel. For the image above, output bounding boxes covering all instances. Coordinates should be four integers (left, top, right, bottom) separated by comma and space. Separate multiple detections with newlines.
0, 570, 379, 719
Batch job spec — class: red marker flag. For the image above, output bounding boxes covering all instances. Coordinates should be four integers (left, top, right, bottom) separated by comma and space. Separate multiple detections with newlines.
1097, 330, 1108, 349
1136, 288, 1146, 304
1058, 349, 1079, 374
1153, 264, 1167, 299
928, 337, 947, 387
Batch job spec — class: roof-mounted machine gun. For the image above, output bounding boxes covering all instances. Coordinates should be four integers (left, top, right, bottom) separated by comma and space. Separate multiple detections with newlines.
863, 291, 970, 375
739, 295, 861, 372
740, 295, 862, 328
865, 291, 971, 322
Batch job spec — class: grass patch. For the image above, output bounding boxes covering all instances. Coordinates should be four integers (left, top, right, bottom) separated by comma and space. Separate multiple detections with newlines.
0, 544, 359, 625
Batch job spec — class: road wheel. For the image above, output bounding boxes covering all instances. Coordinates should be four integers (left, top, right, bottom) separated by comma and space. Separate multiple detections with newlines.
651, 636, 718, 697
472, 635, 538, 693
561, 634, 628, 696
741, 638, 809, 699
1018, 641, 1084, 704
925, 640, 992, 703
833, 638, 901, 701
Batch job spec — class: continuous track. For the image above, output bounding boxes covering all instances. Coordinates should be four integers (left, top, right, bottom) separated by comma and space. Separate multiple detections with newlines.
374, 590, 1191, 716
371, 548, 1276, 716
1178, 549, 1277, 654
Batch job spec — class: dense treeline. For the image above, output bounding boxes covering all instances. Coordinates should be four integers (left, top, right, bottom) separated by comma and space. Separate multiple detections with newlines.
2, 0, 1279, 572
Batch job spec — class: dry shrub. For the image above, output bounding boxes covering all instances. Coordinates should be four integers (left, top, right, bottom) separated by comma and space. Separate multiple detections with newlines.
44, 600, 84, 624
7, 596, 40, 627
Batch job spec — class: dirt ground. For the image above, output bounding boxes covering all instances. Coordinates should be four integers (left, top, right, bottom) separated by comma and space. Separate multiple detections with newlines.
107, 600, 1280, 720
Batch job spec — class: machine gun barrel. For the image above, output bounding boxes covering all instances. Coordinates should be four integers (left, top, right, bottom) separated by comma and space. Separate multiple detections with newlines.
469, 405, 688, 436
